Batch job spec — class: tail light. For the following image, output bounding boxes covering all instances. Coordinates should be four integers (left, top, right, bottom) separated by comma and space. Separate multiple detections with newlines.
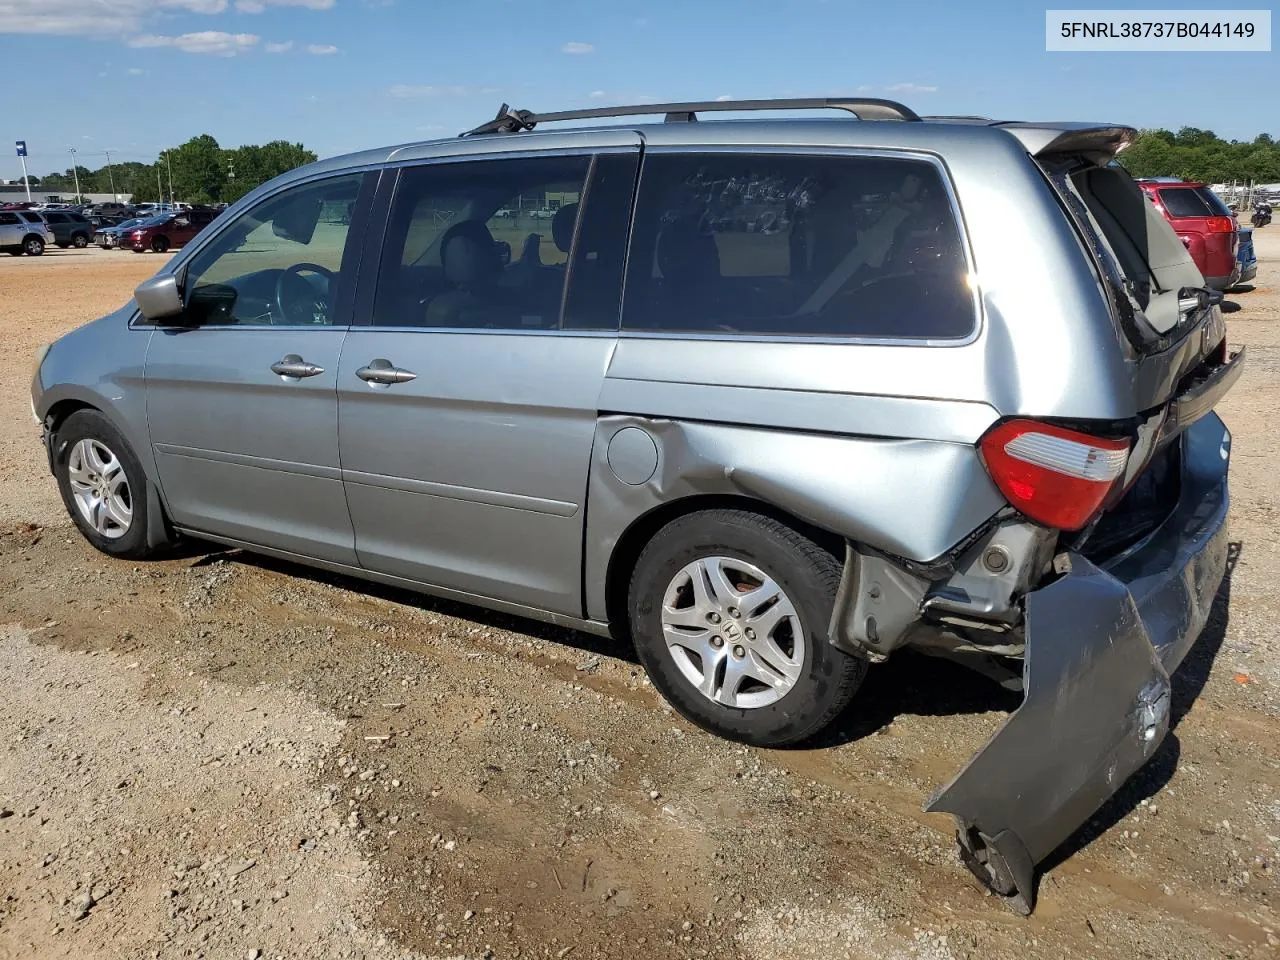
979, 420, 1131, 531
1205, 216, 1235, 234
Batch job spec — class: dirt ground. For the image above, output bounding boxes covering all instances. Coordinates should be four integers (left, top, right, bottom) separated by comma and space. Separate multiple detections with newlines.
1, 242, 1277, 960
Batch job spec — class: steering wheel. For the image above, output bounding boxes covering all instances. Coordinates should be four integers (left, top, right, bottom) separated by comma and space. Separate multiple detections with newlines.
274, 262, 336, 325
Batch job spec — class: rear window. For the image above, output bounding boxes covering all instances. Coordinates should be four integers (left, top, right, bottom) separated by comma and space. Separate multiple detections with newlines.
620, 152, 975, 339
1158, 186, 1231, 219
19, 212, 41, 223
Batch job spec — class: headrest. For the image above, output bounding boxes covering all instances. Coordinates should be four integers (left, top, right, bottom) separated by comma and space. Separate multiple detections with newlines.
552, 203, 579, 254
440, 220, 501, 289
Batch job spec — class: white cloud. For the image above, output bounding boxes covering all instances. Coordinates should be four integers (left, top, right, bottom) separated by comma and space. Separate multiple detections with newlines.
561, 41, 593, 54
127, 66, 148, 74
588, 90, 605, 99
388, 83, 469, 99
264, 39, 293, 52
715, 94, 733, 102
0, 0, 227, 36
235, 0, 333, 11
129, 30, 260, 55
884, 82, 938, 94
306, 42, 338, 54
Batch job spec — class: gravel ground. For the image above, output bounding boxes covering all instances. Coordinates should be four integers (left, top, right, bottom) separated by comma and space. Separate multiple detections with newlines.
1, 243, 1278, 959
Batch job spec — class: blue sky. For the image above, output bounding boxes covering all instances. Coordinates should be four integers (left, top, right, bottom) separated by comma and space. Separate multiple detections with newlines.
1, 0, 1276, 182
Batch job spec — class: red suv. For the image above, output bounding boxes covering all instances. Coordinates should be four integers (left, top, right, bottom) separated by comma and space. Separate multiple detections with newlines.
129, 208, 217, 254
1137, 178, 1239, 290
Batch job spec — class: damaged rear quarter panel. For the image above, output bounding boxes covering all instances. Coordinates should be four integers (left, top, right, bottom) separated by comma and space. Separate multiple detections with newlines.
583, 406, 1007, 623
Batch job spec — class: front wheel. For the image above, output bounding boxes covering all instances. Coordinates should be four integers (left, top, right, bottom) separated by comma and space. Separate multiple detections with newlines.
151, 235, 170, 254
53, 409, 168, 560
628, 509, 867, 747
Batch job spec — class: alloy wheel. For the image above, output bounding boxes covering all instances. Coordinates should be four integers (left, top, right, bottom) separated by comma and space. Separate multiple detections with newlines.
67, 438, 133, 539
660, 556, 805, 709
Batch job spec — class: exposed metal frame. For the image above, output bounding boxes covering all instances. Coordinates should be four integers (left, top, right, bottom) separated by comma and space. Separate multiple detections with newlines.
460, 98, 921, 137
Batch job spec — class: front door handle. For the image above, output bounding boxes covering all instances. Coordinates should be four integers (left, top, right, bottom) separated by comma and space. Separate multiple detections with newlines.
356, 358, 417, 385
271, 354, 325, 380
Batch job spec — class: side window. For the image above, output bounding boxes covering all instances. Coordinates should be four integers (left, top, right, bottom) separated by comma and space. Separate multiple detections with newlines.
181, 173, 366, 328
373, 155, 592, 330
0, 212, 19, 225
621, 152, 975, 340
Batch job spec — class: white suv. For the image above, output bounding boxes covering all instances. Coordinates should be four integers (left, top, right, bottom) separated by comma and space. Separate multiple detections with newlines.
0, 210, 52, 256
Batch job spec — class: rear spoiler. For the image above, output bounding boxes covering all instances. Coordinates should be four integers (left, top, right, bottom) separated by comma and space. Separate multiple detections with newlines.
995, 123, 1137, 165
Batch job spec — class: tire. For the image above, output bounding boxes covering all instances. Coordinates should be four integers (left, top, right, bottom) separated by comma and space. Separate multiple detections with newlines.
24, 236, 44, 256
53, 409, 166, 560
628, 509, 867, 747
6, 248, 22, 257
151, 235, 170, 254
72, 233, 89, 248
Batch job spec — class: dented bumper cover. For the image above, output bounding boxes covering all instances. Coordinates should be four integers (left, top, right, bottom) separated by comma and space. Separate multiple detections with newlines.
925, 412, 1232, 913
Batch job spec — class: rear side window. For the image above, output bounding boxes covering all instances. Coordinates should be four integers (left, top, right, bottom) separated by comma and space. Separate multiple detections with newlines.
0, 212, 19, 225
1157, 187, 1227, 218
620, 152, 974, 339
44, 213, 67, 223
19, 212, 41, 223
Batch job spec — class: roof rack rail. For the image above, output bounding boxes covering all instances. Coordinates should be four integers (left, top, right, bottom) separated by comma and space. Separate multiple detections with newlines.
921, 115, 997, 122
460, 97, 921, 137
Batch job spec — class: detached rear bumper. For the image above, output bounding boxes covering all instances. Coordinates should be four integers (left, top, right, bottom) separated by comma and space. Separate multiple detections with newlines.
925, 411, 1232, 913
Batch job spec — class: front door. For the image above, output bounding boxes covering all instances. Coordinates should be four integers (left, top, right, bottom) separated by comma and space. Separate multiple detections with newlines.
337, 148, 638, 614
144, 171, 375, 564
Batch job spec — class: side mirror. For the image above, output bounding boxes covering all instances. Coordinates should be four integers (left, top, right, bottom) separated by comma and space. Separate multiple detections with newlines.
134, 274, 184, 320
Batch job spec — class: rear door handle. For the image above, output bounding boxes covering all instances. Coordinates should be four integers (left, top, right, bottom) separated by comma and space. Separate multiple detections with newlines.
356, 358, 417, 385
270, 354, 325, 379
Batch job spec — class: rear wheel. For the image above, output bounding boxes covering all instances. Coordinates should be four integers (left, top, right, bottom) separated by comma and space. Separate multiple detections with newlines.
53, 410, 167, 560
24, 236, 44, 256
628, 509, 867, 747
151, 235, 170, 254
72, 233, 89, 248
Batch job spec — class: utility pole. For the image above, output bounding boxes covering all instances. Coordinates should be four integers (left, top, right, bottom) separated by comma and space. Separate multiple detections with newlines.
15, 141, 30, 202
69, 146, 81, 203
164, 150, 174, 207
156, 163, 162, 204
105, 149, 118, 200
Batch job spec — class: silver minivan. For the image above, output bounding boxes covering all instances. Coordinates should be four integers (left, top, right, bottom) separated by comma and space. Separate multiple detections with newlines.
30, 99, 1244, 913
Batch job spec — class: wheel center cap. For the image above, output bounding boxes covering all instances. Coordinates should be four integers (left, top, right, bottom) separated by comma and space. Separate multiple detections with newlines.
722, 621, 742, 641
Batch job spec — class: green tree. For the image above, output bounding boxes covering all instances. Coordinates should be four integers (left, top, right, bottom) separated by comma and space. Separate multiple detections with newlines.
167, 134, 226, 204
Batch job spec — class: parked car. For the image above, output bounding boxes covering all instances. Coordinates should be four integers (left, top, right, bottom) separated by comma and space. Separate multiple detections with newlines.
1138, 178, 1241, 289
40, 210, 96, 248
87, 201, 131, 219
1237, 224, 1257, 285
0, 208, 51, 255
30, 97, 1241, 915
95, 217, 154, 250
131, 202, 177, 219
127, 208, 218, 253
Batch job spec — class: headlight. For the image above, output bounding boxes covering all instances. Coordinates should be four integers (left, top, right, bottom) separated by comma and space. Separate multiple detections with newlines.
31, 342, 51, 424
